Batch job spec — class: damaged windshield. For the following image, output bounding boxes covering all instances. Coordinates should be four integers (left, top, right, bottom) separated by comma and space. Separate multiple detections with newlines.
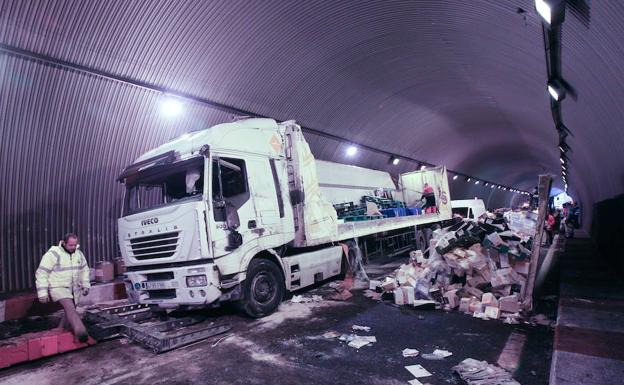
123, 157, 204, 216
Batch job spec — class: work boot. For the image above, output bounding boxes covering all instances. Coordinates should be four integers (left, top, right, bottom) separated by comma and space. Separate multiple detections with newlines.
77, 332, 89, 343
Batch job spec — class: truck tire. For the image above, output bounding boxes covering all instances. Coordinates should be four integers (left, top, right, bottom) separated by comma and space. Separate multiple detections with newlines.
423, 228, 433, 256
238, 258, 285, 318
415, 230, 427, 254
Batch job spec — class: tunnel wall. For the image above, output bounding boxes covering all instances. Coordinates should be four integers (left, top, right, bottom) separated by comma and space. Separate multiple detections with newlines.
591, 194, 624, 273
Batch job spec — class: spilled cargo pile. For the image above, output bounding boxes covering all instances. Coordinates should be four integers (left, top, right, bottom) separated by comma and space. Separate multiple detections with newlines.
369, 215, 536, 322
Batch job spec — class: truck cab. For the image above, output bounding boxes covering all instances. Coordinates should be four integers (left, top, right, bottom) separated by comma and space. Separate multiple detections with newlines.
451, 199, 487, 221
118, 118, 299, 315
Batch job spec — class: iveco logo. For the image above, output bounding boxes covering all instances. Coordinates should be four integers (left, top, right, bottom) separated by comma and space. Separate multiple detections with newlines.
141, 217, 159, 226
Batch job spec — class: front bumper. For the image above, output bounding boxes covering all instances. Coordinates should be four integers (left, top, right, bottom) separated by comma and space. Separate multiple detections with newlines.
124, 263, 222, 308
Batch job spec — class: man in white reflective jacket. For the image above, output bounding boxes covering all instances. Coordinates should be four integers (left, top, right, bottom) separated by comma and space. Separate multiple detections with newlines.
36, 233, 91, 342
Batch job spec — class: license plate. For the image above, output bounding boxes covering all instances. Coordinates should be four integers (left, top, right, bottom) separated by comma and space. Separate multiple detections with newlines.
142, 281, 170, 290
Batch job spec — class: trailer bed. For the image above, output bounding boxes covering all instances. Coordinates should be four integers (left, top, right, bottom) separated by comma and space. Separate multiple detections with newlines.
303, 212, 446, 246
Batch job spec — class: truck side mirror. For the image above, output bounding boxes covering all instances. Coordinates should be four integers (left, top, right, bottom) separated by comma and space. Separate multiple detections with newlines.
225, 204, 243, 251
225, 203, 241, 230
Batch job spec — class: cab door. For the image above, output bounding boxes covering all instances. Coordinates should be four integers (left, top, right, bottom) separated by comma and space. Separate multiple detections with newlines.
245, 156, 282, 231
209, 155, 258, 258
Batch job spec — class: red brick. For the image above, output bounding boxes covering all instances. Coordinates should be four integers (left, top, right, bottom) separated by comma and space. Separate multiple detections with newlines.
28, 337, 43, 360
40, 334, 59, 356
57, 331, 89, 353
0, 339, 29, 367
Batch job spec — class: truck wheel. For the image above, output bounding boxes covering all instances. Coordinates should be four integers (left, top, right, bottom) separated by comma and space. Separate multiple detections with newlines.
423, 228, 433, 256
239, 259, 284, 318
415, 230, 427, 254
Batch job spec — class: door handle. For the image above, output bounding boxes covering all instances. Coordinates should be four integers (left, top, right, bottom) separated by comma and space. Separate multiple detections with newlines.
248, 220, 257, 229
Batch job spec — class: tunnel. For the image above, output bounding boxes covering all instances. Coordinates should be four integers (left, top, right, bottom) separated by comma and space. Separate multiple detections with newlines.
0, 1, 623, 384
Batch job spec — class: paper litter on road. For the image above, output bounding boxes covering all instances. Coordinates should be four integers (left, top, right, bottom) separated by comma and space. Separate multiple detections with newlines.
338, 334, 377, 349
291, 294, 323, 303
405, 364, 432, 378
352, 325, 371, 332
322, 331, 341, 339
402, 348, 420, 357
421, 349, 452, 360
453, 358, 520, 385
347, 335, 377, 349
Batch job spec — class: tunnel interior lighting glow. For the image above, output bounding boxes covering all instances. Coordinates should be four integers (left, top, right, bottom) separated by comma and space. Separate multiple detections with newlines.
535, 0, 565, 25
484, 183, 489, 187
466, 178, 471, 182
390, 156, 400, 165
560, 157, 565, 164
536, 0, 553, 24
475, 181, 479, 185
161, 97, 183, 117
548, 80, 566, 101
346, 145, 358, 156
420, 165, 426, 170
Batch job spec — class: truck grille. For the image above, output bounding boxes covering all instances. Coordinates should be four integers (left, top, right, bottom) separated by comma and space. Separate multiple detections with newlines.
129, 232, 180, 260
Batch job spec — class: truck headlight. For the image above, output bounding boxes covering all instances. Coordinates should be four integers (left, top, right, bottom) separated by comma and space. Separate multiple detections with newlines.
186, 275, 207, 287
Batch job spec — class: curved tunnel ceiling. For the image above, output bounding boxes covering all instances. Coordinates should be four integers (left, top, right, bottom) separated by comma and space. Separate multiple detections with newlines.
1, 0, 623, 292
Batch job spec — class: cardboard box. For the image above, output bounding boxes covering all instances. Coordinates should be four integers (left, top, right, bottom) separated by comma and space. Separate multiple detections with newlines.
444, 290, 459, 309
469, 301, 485, 314
481, 293, 499, 307
499, 294, 520, 313
369, 280, 382, 290
394, 289, 405, 305
512, 261, 530, 275
484, 306, 500, 319
95, 261, 115, 282
459, 297, 471, 313
403, 287, 415, 305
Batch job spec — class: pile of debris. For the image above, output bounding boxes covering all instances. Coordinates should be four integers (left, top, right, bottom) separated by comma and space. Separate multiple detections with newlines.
369, 215, 535, 322
453, 358, 521, 385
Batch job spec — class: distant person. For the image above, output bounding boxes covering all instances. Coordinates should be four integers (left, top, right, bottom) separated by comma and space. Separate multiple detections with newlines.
36, 233, 91, 342
553, 209, 562, 235
545, 211, 555, 245
530, 186, 539, 210
564, 203, 578, 239
422, 183, 436, 213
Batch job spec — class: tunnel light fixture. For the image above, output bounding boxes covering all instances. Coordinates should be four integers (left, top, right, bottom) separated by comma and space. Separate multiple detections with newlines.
548, 79, 566, 101
453, 175, 458, 180
484, 182, 489, 187
559, 157, 566, 164
346, 145, 358, 156
466, 177, 472, 182
559, 139, 570, 153
491, 185, 495, 189
535, 0, 565, 26
160, 97, 183, 117
475, 180, 480, 185
420, 165, 426, 170
390, 156, 400, 165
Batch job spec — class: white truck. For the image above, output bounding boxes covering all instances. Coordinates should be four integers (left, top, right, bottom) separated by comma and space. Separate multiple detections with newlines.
117, 118, 452, 317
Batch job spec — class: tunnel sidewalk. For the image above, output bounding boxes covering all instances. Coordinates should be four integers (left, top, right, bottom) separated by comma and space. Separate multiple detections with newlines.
550, 238, 624, 384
